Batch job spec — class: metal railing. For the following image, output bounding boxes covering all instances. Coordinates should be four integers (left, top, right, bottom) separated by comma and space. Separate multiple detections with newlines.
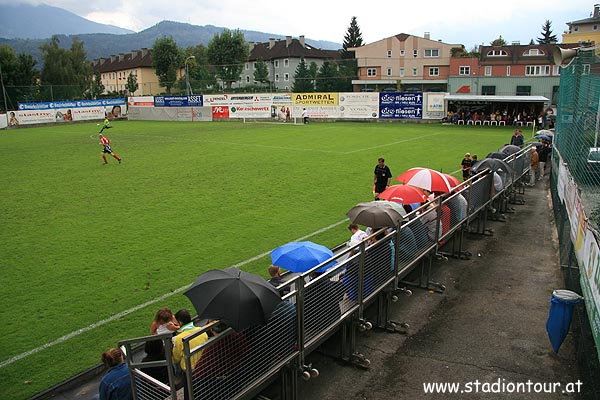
120, 145, 534, 400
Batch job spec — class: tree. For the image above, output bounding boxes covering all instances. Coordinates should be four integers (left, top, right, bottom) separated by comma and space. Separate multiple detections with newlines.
341, 16, 364, 59
186, 44, 217, 92
207, 29, 249, 89
316, 61, 344, 92
253, 59, 270, 89
152, 36, 181, 94
537, 20, 558, 44
291, 59, 314, 92
89, 73, 104, 99
40, 36, 91, 100
490, 36, 508, 46
126, 72, 138, 95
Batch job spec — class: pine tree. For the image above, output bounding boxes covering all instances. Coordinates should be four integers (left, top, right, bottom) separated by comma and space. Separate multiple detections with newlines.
341, 16, 364, 59
490, 36, 508, 46
537, 20, 558, 44
291, 59, 314, 92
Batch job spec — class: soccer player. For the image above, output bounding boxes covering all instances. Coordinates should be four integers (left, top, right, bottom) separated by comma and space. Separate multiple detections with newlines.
99, 133, 122, 165
98, 114, 112, 134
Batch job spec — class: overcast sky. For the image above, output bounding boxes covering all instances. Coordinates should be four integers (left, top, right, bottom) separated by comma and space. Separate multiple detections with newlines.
3, 0, 595, 48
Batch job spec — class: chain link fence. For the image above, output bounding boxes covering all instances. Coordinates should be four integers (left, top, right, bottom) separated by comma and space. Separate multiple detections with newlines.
553, 47, 600, 398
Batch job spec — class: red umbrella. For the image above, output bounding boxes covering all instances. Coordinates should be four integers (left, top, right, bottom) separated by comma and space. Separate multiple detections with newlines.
444, 174, 461, 189
396, 167, 453, 193
378, 184, 428, 204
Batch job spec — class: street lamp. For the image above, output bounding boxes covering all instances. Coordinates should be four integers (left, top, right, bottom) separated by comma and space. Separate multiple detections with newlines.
185, 55, 195, 96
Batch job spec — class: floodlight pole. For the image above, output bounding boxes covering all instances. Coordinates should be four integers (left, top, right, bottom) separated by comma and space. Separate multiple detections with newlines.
0, 62, 8, 114
185, 55, 195, 96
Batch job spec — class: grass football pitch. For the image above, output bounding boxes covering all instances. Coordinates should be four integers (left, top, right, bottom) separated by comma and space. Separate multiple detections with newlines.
0, 120, 518, 399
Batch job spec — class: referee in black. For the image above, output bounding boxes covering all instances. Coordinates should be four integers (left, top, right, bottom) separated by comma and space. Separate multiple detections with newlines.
374, 157, 392, 200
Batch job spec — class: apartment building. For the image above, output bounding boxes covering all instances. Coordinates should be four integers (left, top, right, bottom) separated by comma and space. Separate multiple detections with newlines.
349, 32, 463, 92
240, 35, 340, 91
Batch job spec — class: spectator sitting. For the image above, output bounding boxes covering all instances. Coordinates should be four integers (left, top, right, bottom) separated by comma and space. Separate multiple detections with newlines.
150, 307, 180, 335
98, 347, 132, 400
175, 309, 196, 333
267, 264, 290, 296
172, 319, 209, 400
140, 339, 169, 384
348, 223, 368, 252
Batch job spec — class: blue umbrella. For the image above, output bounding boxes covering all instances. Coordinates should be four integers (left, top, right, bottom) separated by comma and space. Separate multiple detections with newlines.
270, 241, 336, 273
535, 134, 552, 141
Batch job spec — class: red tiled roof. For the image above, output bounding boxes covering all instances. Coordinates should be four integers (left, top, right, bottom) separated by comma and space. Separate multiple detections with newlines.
249, 38, 340, 61
92, 49, 154, 73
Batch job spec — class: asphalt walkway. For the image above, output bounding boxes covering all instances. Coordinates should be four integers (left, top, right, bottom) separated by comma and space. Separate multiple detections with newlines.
299, 171, 583, 399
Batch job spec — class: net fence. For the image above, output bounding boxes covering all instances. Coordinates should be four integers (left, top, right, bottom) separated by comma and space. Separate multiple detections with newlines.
555, 48, 600, 230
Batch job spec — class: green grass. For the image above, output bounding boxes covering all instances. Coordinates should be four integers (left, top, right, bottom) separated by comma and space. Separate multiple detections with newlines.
0, 120, 515, 399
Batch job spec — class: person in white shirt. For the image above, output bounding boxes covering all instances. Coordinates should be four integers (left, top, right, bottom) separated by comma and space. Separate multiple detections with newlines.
348, 223, 368, 248
301, 108, 309, 124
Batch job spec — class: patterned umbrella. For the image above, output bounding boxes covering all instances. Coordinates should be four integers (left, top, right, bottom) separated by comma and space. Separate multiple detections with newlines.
377, 184, 428, 204
396, 167, 453, 193
346, 200, 407, 228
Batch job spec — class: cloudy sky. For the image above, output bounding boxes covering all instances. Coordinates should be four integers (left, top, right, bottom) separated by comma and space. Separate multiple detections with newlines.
3, 0, 595, 47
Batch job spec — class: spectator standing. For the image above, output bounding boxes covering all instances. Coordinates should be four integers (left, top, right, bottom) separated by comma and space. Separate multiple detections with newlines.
373, 157, 392, 199
461, 152, 472, 181
301, 108, 309, 124
510, 129, 524, 147
150, 307, 179, 335
538, 142, 551, 180
529, 147, 539, 186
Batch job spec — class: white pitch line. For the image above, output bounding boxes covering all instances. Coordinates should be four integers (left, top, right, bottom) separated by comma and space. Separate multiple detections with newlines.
0, 218, 348, 369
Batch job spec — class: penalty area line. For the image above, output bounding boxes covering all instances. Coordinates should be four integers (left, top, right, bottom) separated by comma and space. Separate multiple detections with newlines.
0, 218, 348, 369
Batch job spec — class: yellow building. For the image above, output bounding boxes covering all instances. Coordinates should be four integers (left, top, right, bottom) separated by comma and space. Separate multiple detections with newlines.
562, 4, 600, 46
91, 48, 167, 95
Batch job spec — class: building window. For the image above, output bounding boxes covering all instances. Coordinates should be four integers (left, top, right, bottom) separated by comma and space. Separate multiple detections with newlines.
387, 50, 392, 58
246, 76, 250, 83
399, 50, 405, 56
595, 24, 598, 31
424, 49, 439, 57
481, 85, 496, 95
487, 50, 508, 56
525, 65, 550, 76
399, 68, 405, 77
583, 64, 591, 75
284, 73, 289, 81
459, 66, 470, 75
552, 65, 560, 76
275, 74, 280, 82
523, 49, 545, 56
516, 85, 531, 96
506, 65, 511, 76
429, 67, 439, 76
284, 59, 289, 67
386, 68, 392, 76
367, 68, 377, 77
485, 66, 492, 76
274, 60, 279, 68
245, 63, 249, 70
412, 68, 418, 76
413, 49, 418, 57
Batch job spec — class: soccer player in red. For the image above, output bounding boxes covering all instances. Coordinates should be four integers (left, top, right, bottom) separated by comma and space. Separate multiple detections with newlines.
99, 134, 122, 165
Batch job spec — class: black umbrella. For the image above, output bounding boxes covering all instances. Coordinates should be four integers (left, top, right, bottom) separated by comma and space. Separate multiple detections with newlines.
472, 158, 513, 175
486, 152, 509, 160
499, 144, 521, 155
184, 267, 282, 331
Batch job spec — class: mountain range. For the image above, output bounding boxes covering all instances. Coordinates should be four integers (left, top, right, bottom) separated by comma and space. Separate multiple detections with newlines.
0, 3, 341, 66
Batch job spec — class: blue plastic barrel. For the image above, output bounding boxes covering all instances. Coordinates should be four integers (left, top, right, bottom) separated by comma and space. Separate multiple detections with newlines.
546, 289, 582, 353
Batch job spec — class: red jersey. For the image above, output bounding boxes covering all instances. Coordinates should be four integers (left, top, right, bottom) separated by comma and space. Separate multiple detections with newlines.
100, 136, 110, 146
